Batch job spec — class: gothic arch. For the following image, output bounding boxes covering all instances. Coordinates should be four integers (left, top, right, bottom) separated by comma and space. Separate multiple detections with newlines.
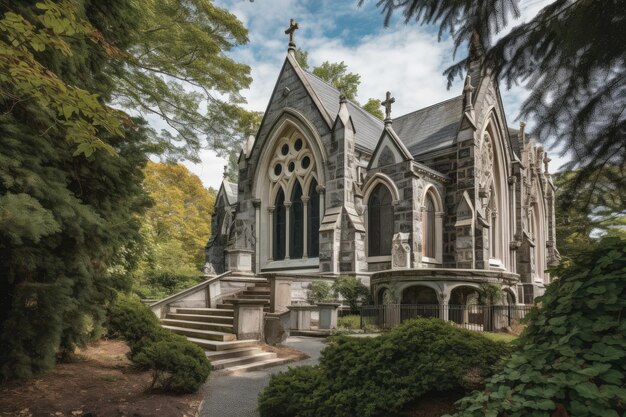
253, 110, 327, 268
479, 112, 513, 271
421, 185, 443, 264
362, 172, 400, 203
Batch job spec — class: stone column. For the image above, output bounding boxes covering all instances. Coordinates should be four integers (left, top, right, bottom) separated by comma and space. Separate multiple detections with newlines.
439, 292, 450, 322
317, 302, 341, 329
267, 207, 274, 261
284, 202, 291, 260
301, 196, 309, 258
231, 299, 269, 340
269, 275, 293, 313
253, 199, 261, 273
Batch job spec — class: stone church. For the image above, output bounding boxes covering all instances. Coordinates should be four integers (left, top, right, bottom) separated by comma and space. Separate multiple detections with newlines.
205, 22, 559, 307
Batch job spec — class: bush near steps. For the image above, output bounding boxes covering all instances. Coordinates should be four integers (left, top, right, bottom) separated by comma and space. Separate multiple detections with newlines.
258, 318, 511, 417
108, 295, 211, 393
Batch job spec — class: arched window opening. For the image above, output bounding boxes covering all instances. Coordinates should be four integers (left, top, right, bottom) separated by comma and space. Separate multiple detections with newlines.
422, 194, 436, 258
290, 182, 304, 259
368, 184, 393, 256
273, 189, 286, 260
308, 179, 320, 258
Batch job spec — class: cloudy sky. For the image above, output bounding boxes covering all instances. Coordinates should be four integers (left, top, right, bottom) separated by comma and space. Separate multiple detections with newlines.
183, 0, 558, 189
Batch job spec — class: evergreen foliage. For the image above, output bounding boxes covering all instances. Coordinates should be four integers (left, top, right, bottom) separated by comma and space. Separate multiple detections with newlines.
108, 295, 211, 393
447, 237, 626, 417
258, 318, 511, 417
0, 0, 249, 380
364, 0, 626, 205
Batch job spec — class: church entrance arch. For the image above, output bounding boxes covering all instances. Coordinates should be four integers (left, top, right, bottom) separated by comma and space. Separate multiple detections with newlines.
400, 285, 439, 319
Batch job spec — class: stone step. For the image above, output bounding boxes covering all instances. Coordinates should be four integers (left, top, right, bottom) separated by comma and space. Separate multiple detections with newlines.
161, 318, 233, 333
239, 293, 271, 299
162, 325, 236, 342
186, 337, 258, 351
210, 352, 278, 370
223, 298, 270, 304
166, 313, 233, 324
244, 287, 271, 293
290, 329, 332, 337
217, 303, 235, 310
205, 347, 261, 361
222, 357, 295, 375
175, 308, 233, 317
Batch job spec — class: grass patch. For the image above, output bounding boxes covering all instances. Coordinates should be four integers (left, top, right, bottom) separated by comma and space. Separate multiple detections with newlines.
337, 315, 360, 329
481, 332, 518, 343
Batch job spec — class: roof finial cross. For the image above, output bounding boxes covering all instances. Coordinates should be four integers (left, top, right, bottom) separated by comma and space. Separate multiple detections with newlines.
381, 91, 395, 125
284, 19, 299, 53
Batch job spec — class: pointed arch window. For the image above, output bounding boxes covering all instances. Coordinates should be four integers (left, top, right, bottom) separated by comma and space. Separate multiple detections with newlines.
290, 182, 304, 259
273, 189, 286, 260
368, 184, 393, 256
422, 194, 436, 258
308, 179, 320, 257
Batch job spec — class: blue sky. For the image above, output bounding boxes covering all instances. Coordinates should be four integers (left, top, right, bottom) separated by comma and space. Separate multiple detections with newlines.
183, 0, 559, 189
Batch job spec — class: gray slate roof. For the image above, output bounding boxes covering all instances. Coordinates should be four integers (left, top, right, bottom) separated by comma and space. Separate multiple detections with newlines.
303, 69, 463, 157
223, 180, 238, 205
303, 71, 384, 151
393, 96, 464, 156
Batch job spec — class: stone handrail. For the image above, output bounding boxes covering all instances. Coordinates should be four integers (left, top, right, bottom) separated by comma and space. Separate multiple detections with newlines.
149, 270, 232, 317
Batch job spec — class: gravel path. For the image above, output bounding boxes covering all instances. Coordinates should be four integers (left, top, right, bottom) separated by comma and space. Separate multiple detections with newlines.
199, 337, 326, 417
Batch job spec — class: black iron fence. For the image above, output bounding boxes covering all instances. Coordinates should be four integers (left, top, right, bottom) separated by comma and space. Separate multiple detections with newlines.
360, 304, 533, 332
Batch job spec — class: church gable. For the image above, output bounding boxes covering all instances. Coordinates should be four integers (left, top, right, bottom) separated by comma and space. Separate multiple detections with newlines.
368, 127, 413, 169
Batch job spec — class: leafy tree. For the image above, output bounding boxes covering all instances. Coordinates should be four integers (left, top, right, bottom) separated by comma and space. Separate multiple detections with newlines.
313, 61, 361, 101
362, 98, 384, 120
448, 237, 626, 417
332, 276, 370, 313
0, 0, 250, 380
140, 161, 216, 271
365, 0, 626, 204
295, 47, 310, 69
554, 167, 626, 258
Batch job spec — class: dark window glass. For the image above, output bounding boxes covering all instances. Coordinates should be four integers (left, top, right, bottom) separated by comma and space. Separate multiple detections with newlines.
294, 138, 303, 151
301, 156, 310, 169
274, 164, 282, 176
273, 189, 286, 260
281, 144, 289, 155
368, 184, 393, 256
290, 182, 304, 259
308, 179, 320, 257
423, 195, 436, 258
288, 161, 295, 172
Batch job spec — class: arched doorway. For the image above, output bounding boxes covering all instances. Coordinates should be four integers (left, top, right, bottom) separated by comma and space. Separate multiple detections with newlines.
400, 285, 439, 319
449, 286, 481, 328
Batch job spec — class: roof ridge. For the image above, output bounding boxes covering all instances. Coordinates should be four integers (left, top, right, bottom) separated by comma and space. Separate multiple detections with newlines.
395, 95, 463, 121
303, 69, 383, 127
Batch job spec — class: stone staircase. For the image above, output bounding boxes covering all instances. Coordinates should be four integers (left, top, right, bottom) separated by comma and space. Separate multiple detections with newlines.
161, 280, 294, 374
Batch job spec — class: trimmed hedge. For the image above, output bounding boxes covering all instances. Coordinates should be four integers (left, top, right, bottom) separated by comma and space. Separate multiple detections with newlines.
108, 295, 211, 392
258, 318, 510, 417
447, 237, 626, 417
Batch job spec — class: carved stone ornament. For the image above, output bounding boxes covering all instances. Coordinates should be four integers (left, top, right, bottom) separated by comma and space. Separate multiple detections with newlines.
391, 233, 411, 269
203, 262, 217, 276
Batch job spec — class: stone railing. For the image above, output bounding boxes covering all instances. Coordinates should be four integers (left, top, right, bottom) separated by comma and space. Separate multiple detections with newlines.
149, 271, 232, 318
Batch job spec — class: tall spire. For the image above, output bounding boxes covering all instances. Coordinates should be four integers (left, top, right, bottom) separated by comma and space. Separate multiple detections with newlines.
381, 91, 395, 126
284, 19, 299, 56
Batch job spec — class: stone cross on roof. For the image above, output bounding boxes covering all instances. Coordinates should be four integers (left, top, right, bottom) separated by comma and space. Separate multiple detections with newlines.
381, 91, 395, 124
284, 19, 299, 52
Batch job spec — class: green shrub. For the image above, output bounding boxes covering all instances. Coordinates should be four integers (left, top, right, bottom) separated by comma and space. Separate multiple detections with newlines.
107, 294, 211, 392
306, 280, 333, 303
337, 314, 360, 330
258, 318, 510, 417
258, 366, 328, 417
108, 295, 167, 358
448, 236, 626, 417
134, 337, 211, 393
332, 276, 369, 313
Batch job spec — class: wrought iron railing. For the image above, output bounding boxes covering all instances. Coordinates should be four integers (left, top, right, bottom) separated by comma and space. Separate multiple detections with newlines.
360, 303, 533, 332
